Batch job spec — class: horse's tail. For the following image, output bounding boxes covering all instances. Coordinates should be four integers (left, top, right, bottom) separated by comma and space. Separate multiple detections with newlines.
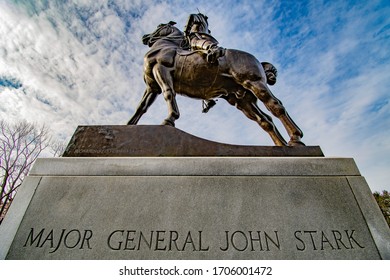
261, 62, 277, 86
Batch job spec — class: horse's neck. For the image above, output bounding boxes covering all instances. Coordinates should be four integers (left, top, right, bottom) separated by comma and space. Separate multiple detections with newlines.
150, 27, 184, 49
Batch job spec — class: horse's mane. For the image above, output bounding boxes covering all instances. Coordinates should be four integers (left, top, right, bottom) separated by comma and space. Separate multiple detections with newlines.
147, 23, 186, 47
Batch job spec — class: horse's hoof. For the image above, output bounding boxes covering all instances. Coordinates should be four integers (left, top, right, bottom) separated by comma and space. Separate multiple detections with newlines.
162, 119, 175, 127
288, 140, 306, 147
127, 117, 138, 125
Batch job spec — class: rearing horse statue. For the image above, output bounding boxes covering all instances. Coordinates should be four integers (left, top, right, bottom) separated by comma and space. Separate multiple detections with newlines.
127, 22, 304, 146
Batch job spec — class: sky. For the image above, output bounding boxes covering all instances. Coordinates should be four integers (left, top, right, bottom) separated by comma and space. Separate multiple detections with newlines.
0, 0, 389, 193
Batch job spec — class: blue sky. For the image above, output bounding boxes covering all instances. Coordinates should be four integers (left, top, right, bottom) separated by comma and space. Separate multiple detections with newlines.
0, 0, 389, 192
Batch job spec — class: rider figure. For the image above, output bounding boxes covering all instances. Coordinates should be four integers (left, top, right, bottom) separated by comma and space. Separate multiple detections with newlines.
183, 14, 278, 114
184, 13, 225, 64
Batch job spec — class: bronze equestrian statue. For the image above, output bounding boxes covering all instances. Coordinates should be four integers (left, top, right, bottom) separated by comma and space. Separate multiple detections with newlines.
127, 14, 304, 146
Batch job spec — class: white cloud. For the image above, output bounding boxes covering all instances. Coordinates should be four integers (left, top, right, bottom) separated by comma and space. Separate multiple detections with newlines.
0, 0, 389, 192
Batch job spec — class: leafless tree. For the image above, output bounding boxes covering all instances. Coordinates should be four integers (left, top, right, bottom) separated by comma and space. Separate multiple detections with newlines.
0, 120, 52, 223
48, 139, 67, 157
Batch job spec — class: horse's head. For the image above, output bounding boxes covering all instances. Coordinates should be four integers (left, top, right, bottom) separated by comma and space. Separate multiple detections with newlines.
142, 21, 183, 47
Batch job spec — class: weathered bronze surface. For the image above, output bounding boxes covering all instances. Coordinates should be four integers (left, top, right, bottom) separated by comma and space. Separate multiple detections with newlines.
183, 13, 225, 63
128, 14, 305, 146
63, 125, 323, 157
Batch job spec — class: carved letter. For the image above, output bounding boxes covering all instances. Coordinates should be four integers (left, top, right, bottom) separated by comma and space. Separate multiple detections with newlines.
345, 230, 365, 249
304, 231, 317, 250
231, 231, 248, 251
155, 231, 167, 251
264, 231, 280, 251
198, 231, 210, 251
294, 231, 305, 251
39, 229, 55, 248
24, 228, 44, 247
248, 231, 264, 251
64, 229, 81, 249
169, 231, 181, 251
332, 230, 349, 249
181, 231, 197, 251
320, 231, 335, 250
107, 230, 124, 250
50, 229, 66, 253
137, 231, 153, 250
80, 230, 93, 249
219, 231, 230, 251
124, 230, 136, 250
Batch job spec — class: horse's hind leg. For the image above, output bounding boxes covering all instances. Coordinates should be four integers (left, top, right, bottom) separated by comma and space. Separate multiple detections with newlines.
127, 88, 157, 125
242, 80, 304, 146
223, 95, 288, 146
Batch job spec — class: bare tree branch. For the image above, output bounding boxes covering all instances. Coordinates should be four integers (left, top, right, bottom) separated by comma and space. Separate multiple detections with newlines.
49, 140, 67, 157
0, 120, 57, 223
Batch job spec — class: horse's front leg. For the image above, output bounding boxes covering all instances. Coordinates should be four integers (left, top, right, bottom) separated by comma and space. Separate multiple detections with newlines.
127, 88, 157, 125
153, 65, 180, 126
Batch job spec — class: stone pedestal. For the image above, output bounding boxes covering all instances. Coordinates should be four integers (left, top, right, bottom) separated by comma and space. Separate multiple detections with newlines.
1, 157, 389, 259
1, 126, 388, 259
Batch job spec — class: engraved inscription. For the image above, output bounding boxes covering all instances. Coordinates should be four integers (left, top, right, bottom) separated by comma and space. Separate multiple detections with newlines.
219, 231, 280, 252
22, 227, 366, 255
294, 230, 365, 251
107, 230, 210, 251
23, 228, 93, 253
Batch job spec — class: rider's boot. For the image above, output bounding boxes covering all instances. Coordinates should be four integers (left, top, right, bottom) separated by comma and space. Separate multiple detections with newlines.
207, 46, 225, 63
191, 38, 225, 63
